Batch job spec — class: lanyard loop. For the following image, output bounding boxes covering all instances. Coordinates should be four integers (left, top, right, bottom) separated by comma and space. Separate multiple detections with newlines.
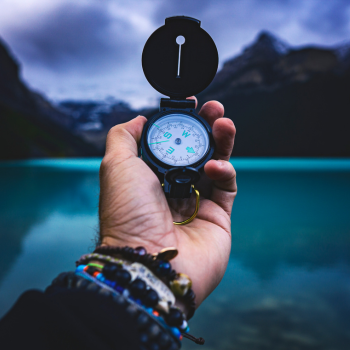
163, 184, 200, 225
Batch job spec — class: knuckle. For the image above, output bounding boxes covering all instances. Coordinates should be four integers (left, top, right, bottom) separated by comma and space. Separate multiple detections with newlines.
231, 167, 237, 180
228, 162, 237, 177
205, 101, 224, 117
107, 124, 123, 140
228, 163, 237, 179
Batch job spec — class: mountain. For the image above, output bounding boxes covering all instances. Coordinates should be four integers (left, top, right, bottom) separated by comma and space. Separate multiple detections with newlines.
197, 31, 350, 157
1, 31, 350, 159
57, 100, 136, 151
0, 37, 101, 160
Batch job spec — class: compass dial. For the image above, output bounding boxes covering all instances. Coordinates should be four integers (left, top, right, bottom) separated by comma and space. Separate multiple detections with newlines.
147, 114, 210, 166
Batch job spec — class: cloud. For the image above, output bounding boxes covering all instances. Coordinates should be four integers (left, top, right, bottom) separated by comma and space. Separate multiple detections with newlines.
0, 0, 349, 107
153, 0, 350, 62
4, 2, 139, 73
301, 0, 350, 39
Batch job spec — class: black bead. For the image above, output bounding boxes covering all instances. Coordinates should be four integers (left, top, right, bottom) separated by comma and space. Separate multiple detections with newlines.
148, 343, 160, 350
167, 342, 179, 350
115, 269, 132, 286
66, 273, 77, 288
52, 272, 68, 286
134, 246, 147, 256
86, 266, 99, 275
129, 278, 147, 297
143, 289, 159, 307
75, 278, 91, 289
150, 260, 159, 269
147, 324, 161, 339
137, 313, 150, 329
158, 332, 170, 348
144, 254, 154, 263
112, 294, 127, 305
185, 289, 195, 301
103, 264, 119, 280
86, 283, 100, 292
187, 308, 195, 320
139, 332, 149, 344
124, 247, 134, 258
125, 304, 139, 318
168, 270, 177, 280
166, 308, 183, 327
156, 261, 171, 276
98, 288, 113, 298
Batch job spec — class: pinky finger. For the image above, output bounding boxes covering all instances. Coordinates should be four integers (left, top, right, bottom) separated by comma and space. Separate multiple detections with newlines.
204, 159, 237, 216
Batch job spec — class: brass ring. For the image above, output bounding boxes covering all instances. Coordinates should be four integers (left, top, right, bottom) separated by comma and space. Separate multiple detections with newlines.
162, 184, 200, 225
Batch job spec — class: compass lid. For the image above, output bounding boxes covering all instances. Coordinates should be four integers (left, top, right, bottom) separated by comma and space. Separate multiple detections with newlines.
142, 16, 219, 99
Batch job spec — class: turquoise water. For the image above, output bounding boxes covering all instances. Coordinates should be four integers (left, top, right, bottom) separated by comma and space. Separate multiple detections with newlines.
0, 159, 350, 350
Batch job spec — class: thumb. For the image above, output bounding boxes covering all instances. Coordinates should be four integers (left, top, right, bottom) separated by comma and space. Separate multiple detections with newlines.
105, 116, 147, 161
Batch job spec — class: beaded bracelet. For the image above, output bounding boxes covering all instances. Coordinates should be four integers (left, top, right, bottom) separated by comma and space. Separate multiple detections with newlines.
79, 260, 176, 314
76, 262, 204, 345
91, 246, 178, 282
87, 245, 196, 319
77, 264, 189, 336
46, 271, 183, 349
77, 252, 191, 306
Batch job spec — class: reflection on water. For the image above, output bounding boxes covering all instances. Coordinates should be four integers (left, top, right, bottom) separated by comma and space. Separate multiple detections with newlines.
0, 167, 99, 283
190, 261, 350, 350
0, 160, 349, 349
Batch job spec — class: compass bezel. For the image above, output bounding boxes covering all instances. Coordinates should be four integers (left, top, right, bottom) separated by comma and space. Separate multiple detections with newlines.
141, 108, 215, 174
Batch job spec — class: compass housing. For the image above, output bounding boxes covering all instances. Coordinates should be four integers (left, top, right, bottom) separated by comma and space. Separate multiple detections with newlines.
140, 16, 218, 198
141, 107, 215, 175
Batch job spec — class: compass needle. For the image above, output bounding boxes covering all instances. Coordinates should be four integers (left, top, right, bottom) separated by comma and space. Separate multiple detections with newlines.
176, 35, 185, 78
148, 140, 170, 145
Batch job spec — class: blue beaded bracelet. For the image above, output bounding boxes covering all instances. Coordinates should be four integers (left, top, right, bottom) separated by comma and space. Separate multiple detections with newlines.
76, 266, 188, 342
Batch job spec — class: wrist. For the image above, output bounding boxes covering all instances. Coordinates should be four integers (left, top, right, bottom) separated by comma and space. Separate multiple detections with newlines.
98, 239, 205, 312
87, 245, 196, 319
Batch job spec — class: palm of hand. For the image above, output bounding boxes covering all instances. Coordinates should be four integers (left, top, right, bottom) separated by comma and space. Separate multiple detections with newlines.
99, 100, 236, 305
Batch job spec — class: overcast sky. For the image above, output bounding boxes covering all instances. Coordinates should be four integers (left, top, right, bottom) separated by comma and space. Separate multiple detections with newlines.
0, 0, 349, 108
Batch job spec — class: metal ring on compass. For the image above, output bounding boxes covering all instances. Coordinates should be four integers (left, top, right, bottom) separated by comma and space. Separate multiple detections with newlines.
162, 184, 200, 225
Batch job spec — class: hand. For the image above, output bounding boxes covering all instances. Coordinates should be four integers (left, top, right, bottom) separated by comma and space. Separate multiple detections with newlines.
99, 98, 237, 308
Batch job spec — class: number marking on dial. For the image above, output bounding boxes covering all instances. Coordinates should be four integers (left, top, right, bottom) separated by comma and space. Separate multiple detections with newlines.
147, 114, 209, 166
163, 132, 172, 139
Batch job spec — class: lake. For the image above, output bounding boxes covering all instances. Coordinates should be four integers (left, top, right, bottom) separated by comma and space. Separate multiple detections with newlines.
0, 159, 349, 350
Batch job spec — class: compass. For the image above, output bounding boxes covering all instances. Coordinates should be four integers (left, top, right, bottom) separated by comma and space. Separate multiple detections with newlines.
140, 16, 218, 202
147, 114, 210, 167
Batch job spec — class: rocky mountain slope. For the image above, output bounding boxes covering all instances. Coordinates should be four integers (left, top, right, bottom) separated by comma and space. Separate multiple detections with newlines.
1, 31, 350, 159
57, 100, 135, 152
198, 31, 350, 157
0, 38, 101, 160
